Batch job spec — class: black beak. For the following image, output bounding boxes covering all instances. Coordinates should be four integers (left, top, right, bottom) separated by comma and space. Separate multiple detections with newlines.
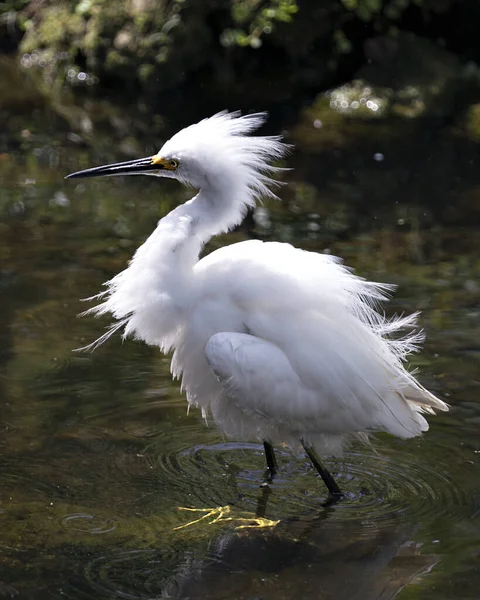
65, 156, 162, 179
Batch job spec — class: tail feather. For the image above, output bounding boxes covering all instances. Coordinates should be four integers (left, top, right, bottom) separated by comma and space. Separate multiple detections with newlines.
404, 381, 449, 413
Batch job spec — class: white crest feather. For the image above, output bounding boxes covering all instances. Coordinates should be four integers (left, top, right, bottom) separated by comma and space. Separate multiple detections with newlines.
161, 110, 290, 207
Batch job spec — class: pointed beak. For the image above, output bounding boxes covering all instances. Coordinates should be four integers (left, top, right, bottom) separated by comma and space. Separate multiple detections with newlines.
65, 156, 174, 179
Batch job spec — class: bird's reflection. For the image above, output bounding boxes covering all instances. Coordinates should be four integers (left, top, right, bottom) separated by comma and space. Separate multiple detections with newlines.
163, 512, 438, 600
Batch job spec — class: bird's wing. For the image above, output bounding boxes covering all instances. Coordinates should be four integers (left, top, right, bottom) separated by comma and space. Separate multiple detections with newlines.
205, 332, 317, 428
197, 240, 446, 441
204, 325, 434, 443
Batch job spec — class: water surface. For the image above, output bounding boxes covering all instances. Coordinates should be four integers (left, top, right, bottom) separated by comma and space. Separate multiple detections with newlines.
1, 68, 479, 600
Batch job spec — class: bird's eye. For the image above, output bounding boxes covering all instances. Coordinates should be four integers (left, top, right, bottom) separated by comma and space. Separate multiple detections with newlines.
169, 159, 178, 169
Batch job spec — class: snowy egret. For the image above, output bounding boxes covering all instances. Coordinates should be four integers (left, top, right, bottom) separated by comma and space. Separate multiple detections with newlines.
66, 111, 448, 498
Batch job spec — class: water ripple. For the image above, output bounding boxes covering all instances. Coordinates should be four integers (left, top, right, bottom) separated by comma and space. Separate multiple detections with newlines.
79, 548, 177, 600
112, 435, 477, 529
62, 513, 117, 535
327, 449, 471, 526
0, 420, 15, 434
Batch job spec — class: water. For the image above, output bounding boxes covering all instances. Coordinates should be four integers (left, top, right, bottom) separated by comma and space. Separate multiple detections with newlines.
1, 62, 480, 600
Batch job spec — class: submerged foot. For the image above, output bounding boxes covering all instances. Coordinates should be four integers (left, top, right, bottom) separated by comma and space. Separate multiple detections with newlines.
174, 506, 280, 531
321, 491, 344, 508
262, 469, 275, 485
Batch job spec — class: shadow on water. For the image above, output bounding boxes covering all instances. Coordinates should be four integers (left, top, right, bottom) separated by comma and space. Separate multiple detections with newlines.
162, 519, 439, 600
1, 58, 480, 600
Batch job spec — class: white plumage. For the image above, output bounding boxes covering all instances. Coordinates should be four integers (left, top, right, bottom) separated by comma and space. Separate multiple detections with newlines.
67, 111, 448, 494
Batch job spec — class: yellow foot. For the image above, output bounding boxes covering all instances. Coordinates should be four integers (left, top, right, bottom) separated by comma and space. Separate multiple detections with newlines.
174, 506, 280, 531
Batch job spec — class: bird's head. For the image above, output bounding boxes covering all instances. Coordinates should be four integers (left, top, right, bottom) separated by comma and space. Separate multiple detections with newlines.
66, 111, 289, 203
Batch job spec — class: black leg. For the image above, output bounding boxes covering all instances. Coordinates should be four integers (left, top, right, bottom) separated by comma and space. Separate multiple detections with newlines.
302, 442, 343, 499
255, 482, 272, 518
263, 440, 278, 477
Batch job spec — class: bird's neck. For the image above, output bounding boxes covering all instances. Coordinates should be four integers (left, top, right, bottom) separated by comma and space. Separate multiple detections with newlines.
190, 181, 249, 240
101, 181, 249, 349
128, 181, 246, 298
148, 181, 245, 258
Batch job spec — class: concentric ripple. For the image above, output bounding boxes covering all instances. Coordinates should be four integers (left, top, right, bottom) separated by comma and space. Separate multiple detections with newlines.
62, 513, 117, 535
0, 420, 14, 434
324, 448, 472, 526
140, 436, 288, 508
72, 548, 179, 600
0, 456, 63, 499
111, 430, 478, 530
134, 437, 475, 531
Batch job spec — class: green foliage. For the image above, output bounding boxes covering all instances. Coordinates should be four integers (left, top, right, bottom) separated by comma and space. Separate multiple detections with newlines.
339, 0, 453, 22
334, 0, 456, 55
0, 0, 29, 12
223, 0, 299, 48
7, 0, 460, 95
14, 0, 301, 89
0, 0, 29, 32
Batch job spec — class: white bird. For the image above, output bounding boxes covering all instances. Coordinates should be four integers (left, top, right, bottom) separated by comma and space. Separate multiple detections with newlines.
66, 111, 448, 498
